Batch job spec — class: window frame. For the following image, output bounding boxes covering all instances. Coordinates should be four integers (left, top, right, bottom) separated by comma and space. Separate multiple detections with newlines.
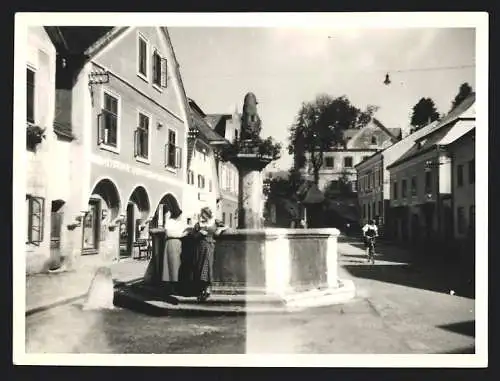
165, 127, 181, 171
393, 181, 398, 200
135, 109, 152, 164
425, 170, 432, 194
151, 46, 168, 90
411, 175, 417, 196
99, 88, 121, 154
343, 156, 353, 168
401, 179, 408, 198
27, 194, 45, 245
27, 66, 36, 124
468, 159, 475, 185
457, 164, 464, 187
324, 156, 334, 168
137, 32, 149, 82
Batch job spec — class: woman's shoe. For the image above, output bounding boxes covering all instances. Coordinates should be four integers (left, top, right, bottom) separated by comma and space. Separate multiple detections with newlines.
197, 289, 210, 302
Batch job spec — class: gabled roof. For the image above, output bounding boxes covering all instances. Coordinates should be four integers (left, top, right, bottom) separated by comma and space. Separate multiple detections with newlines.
345, 117, 401, 149
188, 100, 228, 144
387, 93, 475, 170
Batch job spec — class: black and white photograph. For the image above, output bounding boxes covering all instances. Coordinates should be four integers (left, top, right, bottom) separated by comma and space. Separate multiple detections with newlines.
13, 12, 488, 366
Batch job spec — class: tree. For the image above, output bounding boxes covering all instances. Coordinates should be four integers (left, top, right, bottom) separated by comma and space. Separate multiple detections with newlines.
288, 94, 378, 184
410, 97, 440, 132
450, 82, 473, 111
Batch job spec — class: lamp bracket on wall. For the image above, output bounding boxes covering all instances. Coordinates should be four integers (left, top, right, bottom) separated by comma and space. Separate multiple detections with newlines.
88, 70, 110, 106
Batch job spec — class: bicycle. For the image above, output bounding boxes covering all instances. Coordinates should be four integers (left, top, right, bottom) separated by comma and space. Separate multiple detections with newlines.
366, 236, 376, 264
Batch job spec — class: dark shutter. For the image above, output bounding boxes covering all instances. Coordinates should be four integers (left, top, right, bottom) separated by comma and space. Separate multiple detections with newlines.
142, 129, 149, 158
175, 146, 182, 169
152, 51, 157, 84
164, 143, 168, 167
134, 129, 139, 157
97, 112, 105, 144
160, 57, 168, 88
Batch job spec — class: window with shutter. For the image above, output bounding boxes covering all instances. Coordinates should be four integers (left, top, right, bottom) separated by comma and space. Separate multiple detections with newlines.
138, 35, 148, 79
27, 195, 45, 245
165, 129, 177, 168
100, 92, 118, 148
152, 50, 162, 87
135, 112, 149, 160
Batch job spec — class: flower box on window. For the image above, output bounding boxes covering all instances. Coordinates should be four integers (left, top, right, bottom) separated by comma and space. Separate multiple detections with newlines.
26, 124, 46, 150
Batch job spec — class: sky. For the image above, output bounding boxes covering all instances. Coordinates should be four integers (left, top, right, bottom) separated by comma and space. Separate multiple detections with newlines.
168, 27, 476, 171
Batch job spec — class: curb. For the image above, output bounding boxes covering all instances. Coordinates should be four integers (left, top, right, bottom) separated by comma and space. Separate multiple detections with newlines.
25, 276, 144, 317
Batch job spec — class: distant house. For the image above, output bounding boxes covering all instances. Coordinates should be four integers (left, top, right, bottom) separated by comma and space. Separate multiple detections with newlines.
355, 120, 439, 236
302, 118, 402, 192
184, 99, 229, 223
205, 110, 241, 227
386, 93, 475, 248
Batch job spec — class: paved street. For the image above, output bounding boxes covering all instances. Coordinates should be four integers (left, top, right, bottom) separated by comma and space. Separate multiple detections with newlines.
26, 238, 475, 354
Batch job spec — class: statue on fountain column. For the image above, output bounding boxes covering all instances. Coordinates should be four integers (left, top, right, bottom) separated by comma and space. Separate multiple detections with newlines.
240, 92, 262, 140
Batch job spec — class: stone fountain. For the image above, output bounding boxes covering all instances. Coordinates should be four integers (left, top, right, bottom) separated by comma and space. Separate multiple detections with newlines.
208, 92, 356, 311
118, 93, 355, 314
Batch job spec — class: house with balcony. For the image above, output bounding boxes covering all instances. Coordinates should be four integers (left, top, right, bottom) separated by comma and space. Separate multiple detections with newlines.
386, 93, 475, 249
45, 26, 191, 267
302, 118, 402, 192
25, 27, 57, 274
184, 99, 230, 223
205, 110, 241, 227
355, 120, 439, 236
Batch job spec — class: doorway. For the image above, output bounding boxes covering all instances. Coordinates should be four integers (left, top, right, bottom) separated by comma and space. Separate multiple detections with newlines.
83, 199, 100, 253
120, 202, 136, 258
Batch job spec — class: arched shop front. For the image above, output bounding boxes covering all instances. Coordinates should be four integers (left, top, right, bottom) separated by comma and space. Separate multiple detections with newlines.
82, 178, 121, 257
120, 186, 151, 258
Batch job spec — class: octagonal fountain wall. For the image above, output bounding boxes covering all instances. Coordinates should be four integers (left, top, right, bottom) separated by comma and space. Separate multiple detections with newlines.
212, 228, 341, 297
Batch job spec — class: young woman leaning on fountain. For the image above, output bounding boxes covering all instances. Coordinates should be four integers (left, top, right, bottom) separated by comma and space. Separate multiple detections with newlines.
190, 206, 228, 302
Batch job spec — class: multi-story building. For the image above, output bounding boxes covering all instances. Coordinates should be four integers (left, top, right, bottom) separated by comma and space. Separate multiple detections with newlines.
449, 128, 475, 242
184, 99, 229, 223
355, 120, 439, 236
386, 93, 475, 246
205, 110, 241, 228
302, 118, 401, 192
45, 26, 191, 267
25, 27, 57, 274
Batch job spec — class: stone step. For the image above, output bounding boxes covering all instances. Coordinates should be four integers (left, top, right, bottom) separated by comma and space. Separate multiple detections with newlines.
113, 279, 356, 316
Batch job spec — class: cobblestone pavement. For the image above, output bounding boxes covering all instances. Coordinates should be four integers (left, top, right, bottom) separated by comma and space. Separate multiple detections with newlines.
24, 240, 475, 355
26, 259, 149, 313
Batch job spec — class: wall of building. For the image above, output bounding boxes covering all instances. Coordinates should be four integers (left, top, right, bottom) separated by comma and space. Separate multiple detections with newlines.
303, 150, 377, 191
183, 140, 219, 223
450, 133, 475, 240
63, 27, 190, 266
25, 27, 56, 274
217, 159, 239, 227
357, 154, 384, 225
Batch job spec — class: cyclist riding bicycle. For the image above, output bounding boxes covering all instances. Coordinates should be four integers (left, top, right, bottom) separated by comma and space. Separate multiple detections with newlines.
362, 219, 378, 262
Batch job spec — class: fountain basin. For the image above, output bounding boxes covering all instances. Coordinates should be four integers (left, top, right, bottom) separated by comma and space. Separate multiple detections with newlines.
210, 227, 356, 310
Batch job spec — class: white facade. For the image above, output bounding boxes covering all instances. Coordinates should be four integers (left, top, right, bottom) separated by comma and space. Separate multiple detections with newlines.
183, 140, 219, 222
25, 27, 57, 273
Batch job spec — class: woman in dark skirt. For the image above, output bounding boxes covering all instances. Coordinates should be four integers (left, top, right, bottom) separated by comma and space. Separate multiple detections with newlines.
190, 206, 227, 302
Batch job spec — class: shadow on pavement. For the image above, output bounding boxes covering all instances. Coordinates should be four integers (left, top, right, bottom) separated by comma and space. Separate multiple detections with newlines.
343, 263, 475, 299
437, 320, 475, 337
435, 346, 475, 354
